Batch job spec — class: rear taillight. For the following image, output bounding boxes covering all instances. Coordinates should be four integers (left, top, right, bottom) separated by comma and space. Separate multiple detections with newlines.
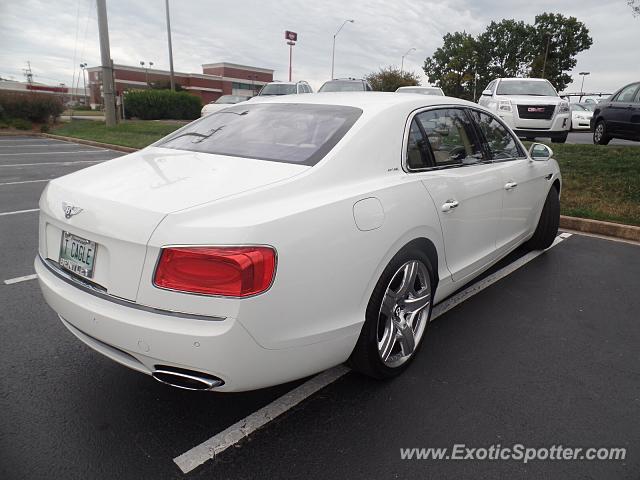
154, 246, 276, 297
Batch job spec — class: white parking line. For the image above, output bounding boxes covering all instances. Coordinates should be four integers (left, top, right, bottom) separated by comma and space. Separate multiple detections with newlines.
0, 149, 107, 156
174, 366, 350, 474
173, 233, 573, 474
0, 179, 50, 186
0, 160, 105, 167
0, 208, 39, 217
4, 274, 38, 285
432, 233, 572, 319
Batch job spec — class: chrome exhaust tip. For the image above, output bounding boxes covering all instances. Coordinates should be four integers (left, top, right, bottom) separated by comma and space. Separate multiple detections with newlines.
152, 365, 224, 391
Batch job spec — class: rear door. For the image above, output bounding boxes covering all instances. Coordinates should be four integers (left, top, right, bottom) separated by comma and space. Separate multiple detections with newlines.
468, 109, 550, 252
407, 107, 502, 282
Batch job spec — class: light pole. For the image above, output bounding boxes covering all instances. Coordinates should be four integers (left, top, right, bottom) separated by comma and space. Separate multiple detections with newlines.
80, 62, 88, 105
140, 61, 154, 86
96, 0, 116, 126
165, 0, 175, 91
400, 47, 416, 75
331, 19, 354, 80
579, 71, 590, 100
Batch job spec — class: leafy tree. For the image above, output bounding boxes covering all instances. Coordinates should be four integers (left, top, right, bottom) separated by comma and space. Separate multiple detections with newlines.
629, 0, 640, 16
365, 66, 421, 92
423, 32, 478, 100
423, 13, 592, 97
529, 13, 593, 91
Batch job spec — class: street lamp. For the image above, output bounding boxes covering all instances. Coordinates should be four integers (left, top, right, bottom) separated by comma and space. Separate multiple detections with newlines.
79, 62, 88, 105
579, 71, 590, 99
400, 47, 416, 75
331, 19, 354, 80
140, 61, 154, 86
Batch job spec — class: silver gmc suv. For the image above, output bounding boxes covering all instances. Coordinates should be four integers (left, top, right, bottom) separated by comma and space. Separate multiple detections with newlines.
478, 78, 571, 143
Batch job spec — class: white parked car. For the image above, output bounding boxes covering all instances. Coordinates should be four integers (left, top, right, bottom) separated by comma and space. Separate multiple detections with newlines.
569, 103, 594, 130
396, 86, 445, 96
200, 95, 251, 116
478, 78, 571, 143
255, 80, 313, 96
36, 93, 561, 392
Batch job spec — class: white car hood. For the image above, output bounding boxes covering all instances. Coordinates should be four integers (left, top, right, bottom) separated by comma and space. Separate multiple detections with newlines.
47, 146, 309, 215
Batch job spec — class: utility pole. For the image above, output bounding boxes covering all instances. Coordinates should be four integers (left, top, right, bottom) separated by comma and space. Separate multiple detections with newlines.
165, 0, 175, 91
96, 0, 116, 126
541, 34, 551, 79
287, 41, 295, 81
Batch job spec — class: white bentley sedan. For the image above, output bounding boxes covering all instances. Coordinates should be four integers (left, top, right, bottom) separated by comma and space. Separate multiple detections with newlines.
36, 93, 561, 392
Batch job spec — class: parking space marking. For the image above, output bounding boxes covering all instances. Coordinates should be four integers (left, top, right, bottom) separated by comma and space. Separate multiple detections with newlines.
0, 149, 108, 156
4, 274, 38, 285
0, 160, 105, 168
432, 233, 572, 319
173, 233, 572, 474
0, 179, 50, 186
174, 365, 350, 474
0, 208, 39, 217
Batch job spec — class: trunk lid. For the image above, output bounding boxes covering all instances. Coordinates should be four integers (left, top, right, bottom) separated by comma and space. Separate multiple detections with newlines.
39, 147, 309, 300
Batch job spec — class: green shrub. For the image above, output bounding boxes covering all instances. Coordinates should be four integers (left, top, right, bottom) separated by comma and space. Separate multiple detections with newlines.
40, 124, 50, 133
0, 92, 64, 122
123, 89, 201, 120
11, 118, 33, 130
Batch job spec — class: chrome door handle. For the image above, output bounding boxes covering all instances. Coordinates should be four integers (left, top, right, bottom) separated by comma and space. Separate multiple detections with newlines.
441, 199, 459, 212
504, 182, 518, 190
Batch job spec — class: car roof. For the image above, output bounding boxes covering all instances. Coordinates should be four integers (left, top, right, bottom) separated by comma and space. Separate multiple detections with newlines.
498, 78, 550, 82
245, 91, 479, 113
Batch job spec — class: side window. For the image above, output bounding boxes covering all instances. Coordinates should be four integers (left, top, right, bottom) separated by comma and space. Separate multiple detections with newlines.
614, 84, 639, 103
406, 119, 432, 170
635, 88, 640, 103
415, 109, 484, 167
468, 110, 525, 160
485, 80, 496, 94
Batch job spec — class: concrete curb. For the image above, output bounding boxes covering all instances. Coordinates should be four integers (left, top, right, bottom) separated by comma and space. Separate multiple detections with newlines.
41, 133, 139, 153
560, 215, 640, 242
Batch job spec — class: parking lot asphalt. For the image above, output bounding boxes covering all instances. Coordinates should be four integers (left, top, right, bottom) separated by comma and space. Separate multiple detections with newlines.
1, 136, 639, 479
566, 131, 638, 145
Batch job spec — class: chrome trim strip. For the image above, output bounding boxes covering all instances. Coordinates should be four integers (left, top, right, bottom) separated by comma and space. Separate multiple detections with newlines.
38, 255, 227, 322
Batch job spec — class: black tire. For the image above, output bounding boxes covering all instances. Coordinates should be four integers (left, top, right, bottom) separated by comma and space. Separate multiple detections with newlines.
526, 187, 560, 250
349, 246, 434, 379
551, 132, 568, 144
593, 120, 611, 145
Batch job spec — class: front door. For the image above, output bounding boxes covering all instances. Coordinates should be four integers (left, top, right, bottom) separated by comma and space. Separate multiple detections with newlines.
406, 108, 503, 282
468, 109, 550, 251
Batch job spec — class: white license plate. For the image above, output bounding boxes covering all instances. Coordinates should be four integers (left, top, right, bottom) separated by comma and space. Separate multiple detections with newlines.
59, 231, 98, 279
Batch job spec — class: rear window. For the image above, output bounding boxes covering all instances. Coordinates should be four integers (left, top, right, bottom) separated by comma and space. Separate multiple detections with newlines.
319, 81, 365, 92
496, 80, 557, 97
157, 104, 362, 166
259, 84, 297, 96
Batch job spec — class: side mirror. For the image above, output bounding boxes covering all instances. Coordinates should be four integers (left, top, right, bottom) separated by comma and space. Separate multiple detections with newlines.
481, 89, 492, 96
529, 143, 553, 161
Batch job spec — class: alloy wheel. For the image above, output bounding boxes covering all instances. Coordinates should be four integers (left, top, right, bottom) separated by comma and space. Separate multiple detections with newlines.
377, 260, 431, 368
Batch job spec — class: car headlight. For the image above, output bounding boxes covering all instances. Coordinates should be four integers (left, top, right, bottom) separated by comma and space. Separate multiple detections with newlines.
498, 100, 512, 112
559, 102, 570, 113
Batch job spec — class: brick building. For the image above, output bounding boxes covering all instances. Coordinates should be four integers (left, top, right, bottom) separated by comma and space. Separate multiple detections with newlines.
86, 62, 273, 107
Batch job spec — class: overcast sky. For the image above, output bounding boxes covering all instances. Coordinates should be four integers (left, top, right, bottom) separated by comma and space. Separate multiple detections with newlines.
1, 0, 638, 94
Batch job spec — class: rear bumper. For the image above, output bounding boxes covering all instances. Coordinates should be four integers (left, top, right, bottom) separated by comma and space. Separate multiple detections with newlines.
35, 255, 355, 392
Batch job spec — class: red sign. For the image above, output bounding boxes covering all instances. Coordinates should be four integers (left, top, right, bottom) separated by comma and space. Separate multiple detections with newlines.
285, 31, 298, 42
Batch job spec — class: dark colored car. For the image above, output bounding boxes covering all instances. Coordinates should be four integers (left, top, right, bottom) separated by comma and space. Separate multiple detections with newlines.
319, 78, 373, 92
591, 82, 640, 144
